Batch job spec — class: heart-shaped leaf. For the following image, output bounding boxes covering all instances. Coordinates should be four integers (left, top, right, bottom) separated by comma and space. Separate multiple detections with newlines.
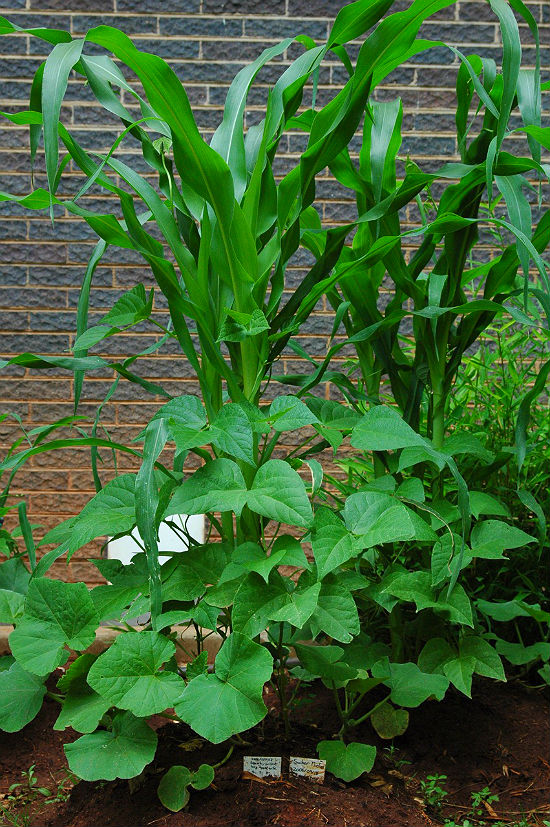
10, 578, 99, 675
370, 703, 409, 739
157, 763, 214, 812
175, 633, 272, 743
0, 588, 25, 623
42, 474, 137, 560
64, 711, 157, 781
351, 405, 425, 451
54, 654, 111, 734
233, 572, 320, 637
471, 520, 535, 559
317, 740, 376, 781
210, 403, 255, 465
342, 491, 414, 546
233, 536, 309, 583
87, 631, 183, 717
247, 460, 313, 528
372, 659, 449, 708
309, 579, 359, 643
0, 661, 46, 732
312, 512, 360, 580
166, 459, 248, 517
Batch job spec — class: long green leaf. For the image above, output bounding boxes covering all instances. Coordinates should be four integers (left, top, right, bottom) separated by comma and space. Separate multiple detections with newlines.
328, 0, 395, 47
42, 39, 85, 205
74, 240, 107, 412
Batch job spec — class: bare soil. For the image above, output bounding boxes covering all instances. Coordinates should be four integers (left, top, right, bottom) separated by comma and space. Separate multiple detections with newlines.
0, 678, 548, 827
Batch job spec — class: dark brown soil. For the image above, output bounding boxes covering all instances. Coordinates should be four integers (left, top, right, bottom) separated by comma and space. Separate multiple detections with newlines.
0, 678, 548, 827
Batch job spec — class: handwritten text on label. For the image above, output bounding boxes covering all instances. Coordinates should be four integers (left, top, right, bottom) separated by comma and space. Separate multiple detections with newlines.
243, 756, 282, 779
289, 756, 326, 783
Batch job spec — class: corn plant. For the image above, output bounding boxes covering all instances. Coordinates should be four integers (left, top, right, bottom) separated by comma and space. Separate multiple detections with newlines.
287, 0, 549, 449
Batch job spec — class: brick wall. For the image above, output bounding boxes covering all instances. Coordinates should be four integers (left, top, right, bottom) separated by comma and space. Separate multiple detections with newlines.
0, 0, 548, 584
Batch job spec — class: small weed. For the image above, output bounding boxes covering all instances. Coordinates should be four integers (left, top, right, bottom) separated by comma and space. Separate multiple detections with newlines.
420, 773, 449, 810
0, 765, 76, 827
383, 744, 412, 770
8, 764, 51, 800
470, 785, 500, 818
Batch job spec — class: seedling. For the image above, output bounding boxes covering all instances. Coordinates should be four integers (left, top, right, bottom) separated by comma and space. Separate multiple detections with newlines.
420, 774, 449, 810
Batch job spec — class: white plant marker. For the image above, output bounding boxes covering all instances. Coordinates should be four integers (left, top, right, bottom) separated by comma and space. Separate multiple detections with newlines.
243, 756, 282, 779
289, 757, 326, 783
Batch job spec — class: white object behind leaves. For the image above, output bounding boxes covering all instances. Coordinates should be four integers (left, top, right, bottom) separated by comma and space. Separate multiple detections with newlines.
107, 515, 205, 565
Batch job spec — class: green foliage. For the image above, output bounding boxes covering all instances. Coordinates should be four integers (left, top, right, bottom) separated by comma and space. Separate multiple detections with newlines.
175, 633, 273, 744
0, 0, 547, 807
63, 711, 158, 781
0, 660, 46, 732
9, 579, 98, 676
317, 740, 376, 781
420, 774, 449, 810
157, 764, 214, 812
87, 632, 183, 717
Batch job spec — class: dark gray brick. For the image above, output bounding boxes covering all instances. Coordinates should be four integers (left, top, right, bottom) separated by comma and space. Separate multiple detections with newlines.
30, 0, 114, 9
2, 242, 68, 265
29, 265, 112, 288
458, 2, 502, 22
117, 0, 199, 11
0, 219, 27, 241
0, 58, 43, 77
0, 287, 67, 308
0, 310, 29, 330
406, 46, 456, 65
0, 35, 26, 55
202, 39, 285, 61
159, 16, 242, 37
7, 12, 71, 29
0, 266, 27, 286
402, 134, 457, 156
422, 22, 496, 43
203, 0, 285, 12
134, 37, 200, 60
244, 18, 328, 39
173, 60, 247, 84
72, 15, 158, 35
287, 0, 341, 14
29, 311, 76, 331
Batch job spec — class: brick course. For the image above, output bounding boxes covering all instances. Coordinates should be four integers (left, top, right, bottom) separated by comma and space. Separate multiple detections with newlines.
0, 0, 548, 583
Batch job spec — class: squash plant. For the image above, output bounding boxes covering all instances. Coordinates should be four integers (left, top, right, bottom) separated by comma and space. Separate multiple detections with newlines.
0, 0, 548, 803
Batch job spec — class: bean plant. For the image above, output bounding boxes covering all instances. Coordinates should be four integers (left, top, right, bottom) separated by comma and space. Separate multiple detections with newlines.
0, 0, 548, 807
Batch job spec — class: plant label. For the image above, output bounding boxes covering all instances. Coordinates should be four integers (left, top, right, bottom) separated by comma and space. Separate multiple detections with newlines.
289, 757, 326, 783
243, 756, 282, 779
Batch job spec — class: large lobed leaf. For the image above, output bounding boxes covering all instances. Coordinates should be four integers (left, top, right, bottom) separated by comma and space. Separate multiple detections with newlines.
175, 633, 272, 743
10, 578, 99, 676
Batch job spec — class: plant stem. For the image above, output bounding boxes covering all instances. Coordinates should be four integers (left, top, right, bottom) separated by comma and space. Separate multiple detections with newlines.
431, 375, 446, 452
389, 604, 405, 662
212, 744, 234, 770
276, 625, 290, 736
346, 693, 392, 729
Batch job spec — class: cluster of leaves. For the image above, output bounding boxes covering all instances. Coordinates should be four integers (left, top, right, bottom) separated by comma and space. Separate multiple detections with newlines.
0, 0, 548, 809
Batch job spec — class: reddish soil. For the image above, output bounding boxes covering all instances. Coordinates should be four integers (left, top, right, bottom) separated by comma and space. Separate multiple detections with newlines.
0, 679, 548, 827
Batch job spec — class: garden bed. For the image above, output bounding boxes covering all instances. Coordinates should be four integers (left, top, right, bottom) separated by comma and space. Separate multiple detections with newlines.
1, 678, 548, 827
